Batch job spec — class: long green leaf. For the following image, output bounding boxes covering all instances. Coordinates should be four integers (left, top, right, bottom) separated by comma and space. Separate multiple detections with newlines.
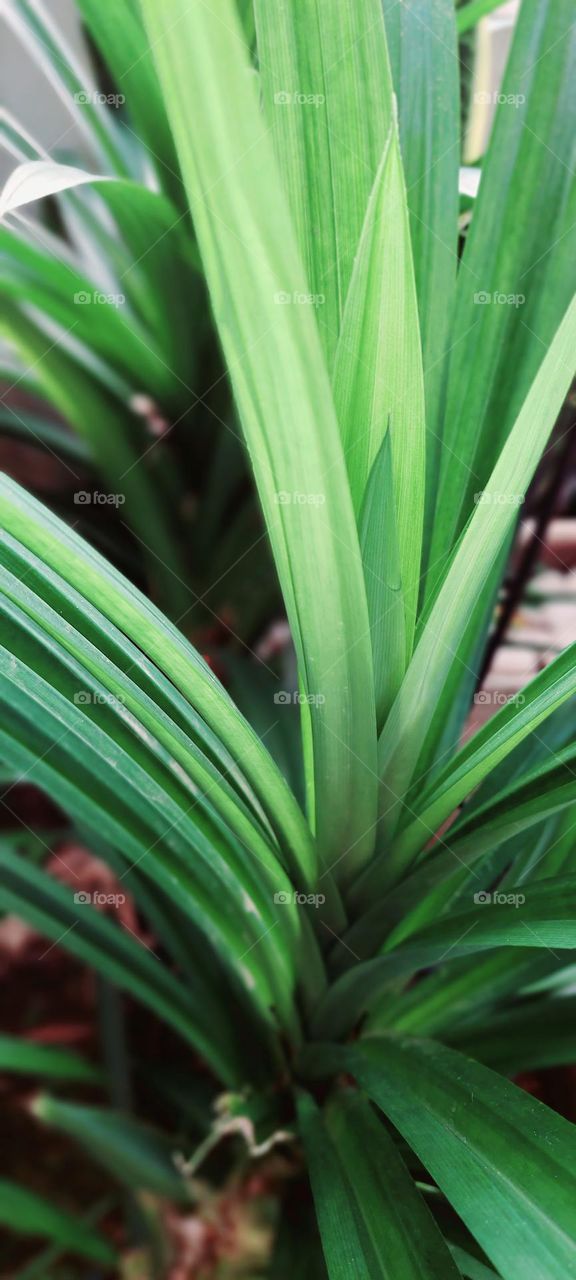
0, 476, 314, 889
73, 0, 182, 200
1, 163, 198, 392
376, 291, 576, 869
395, 641, 576, 865
0, 1181, 115, 1267
443, 745, 576, 873
375, 949, 559, 1040
360, 785, 575, 958
314, 875, 576, 1036
430, 0, 576, 575
0, 547, 295, 908
0, 638, 299, 1037
0, 305, 191, 618
0, 221, 172, 401
33, 1096, 191, 1202
254, 0, 394, 367
3, 0, 130, 176
332, 130, 426, 651
140, 0, 378, 877
0, 404, 90, 464
0, 841, 247, 1084
359, 431, 406, 726
303, 1036, 576, 1280
383, 0, 460, 550
457, 0, 514, 35
450, 1244, 500, 1280
448, 996, 576, 1072
368, 706, 576, 952
296, 1090, 378, 1280
0, 1034, 101, 1083
304, 1087, 462, 1280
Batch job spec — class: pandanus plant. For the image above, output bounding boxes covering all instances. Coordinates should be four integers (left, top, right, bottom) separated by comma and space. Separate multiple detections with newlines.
1, 0, 576, 1275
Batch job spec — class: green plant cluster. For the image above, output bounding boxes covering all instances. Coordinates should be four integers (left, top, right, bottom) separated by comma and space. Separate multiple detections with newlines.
0, 0, 575, 1275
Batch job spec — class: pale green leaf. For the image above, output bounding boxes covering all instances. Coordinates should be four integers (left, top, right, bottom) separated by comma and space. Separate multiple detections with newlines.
140, 0, 378, 877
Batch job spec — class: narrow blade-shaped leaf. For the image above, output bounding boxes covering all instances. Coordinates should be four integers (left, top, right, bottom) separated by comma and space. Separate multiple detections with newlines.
458, 0, 518, 35
33, 1097, 191, 1202
254, 0, 394, 366
0, 302, 191, 618
448, 996, 576, 1073
140, 0, 378, 876
314, 875, 576, 1036
0, 476, 314, 889
312, 1088, 462, 1280
359, 430, 406, 726
384, 0, 460, 550
73, 0, 182, 201
376, 292, 576, 867
430, 0, 576, 577
2, 0, 129, 174
332, 133, 426, 652
0, 1181, 115, 1267
303, 1036, 576, 1280
0, 1035, 100, 1083
396, 640, 576, 865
